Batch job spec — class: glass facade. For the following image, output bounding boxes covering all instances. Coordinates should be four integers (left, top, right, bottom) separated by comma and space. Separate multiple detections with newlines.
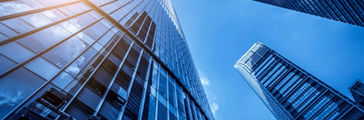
350, 81, 364, 107
0, 0, 213, 120
254, 0, 364, 27
235, 42, 364, 120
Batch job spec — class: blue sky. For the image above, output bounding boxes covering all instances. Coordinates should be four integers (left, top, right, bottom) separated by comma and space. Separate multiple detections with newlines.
172, 0, 364, 120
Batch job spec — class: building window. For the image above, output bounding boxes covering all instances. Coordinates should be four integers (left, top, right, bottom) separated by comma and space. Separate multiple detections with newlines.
0, 68, 45, 118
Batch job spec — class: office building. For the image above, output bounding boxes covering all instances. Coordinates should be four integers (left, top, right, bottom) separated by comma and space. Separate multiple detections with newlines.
0, 0, 214, 119
254, 0, 364, 27
235, 42, 364, 120
350, 81, 364, 107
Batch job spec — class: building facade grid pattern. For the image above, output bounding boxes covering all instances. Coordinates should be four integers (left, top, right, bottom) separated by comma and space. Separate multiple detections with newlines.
235, 42, 364, 120
254, 0, 364, 27
0, 0, 213, 119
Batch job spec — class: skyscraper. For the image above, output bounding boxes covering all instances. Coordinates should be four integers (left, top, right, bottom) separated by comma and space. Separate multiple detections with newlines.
0, 0, 213, 120
254, 0, 364, 27
235, 42, 364, 120
350, 81, 364, 107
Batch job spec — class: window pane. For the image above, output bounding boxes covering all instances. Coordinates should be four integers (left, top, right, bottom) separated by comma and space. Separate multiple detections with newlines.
21, 13, 52, 28
100, 85, 126, 119
52, 72, 74, 89
84, 19, 111, 40
0, 55, 16, 74
18, 25, 72, 53
66, 3, 90, 14
0, 1, 33, 17
76, 31, 95, 45
148, 95, 156, 120
66, 99, 94, 120
0, 33, 7, 42
157, 101, 167, 120
0, 42, 35, 63
159, 69, 167, 98
58, 6, 75, 17
0, 23, 17, 38
66, 47, 97, 77
60, 12, 98, 34
151, 62, 159, 89
168, 81, 176, 106
42, 9, 67, 21
0, 68, 45, 118
25, 57, 60, 80
1, 18, 34, 33
43, 36, 88, 68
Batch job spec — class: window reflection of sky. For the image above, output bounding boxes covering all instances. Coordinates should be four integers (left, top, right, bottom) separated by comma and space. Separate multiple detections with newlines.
0, 1, 33, 17
0, 68, 45, 118
0, 1, 109, 118
21, 13, 52, 28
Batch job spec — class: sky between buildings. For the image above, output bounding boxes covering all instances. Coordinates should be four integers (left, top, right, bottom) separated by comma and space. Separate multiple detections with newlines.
172, 0, 364, 120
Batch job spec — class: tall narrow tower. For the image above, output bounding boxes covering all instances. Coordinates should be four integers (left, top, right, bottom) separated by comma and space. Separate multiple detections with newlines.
235, 42, 364, 120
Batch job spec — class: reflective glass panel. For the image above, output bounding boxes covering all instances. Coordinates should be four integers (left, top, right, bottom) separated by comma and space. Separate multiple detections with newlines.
25, 57, 60, 80
0, 68, 45, 118
0, 42, 35, 63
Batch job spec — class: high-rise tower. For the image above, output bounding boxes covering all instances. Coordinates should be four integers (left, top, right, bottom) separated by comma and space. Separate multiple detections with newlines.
254, 0, 364, 27
0, 0, 213, 119
350, 81, 364, 107
235, 42, 364, 120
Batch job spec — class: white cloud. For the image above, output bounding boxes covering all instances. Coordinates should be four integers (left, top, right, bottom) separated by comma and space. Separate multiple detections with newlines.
211, 102, 219, 115
197, 70, 218, 116
198, 70, 210, 86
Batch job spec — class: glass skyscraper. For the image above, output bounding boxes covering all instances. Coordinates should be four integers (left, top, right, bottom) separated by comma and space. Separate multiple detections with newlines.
235, 42, 364, 120
254, 0, 364, 27
350, 81, 364, 107
0, 0, 213, 120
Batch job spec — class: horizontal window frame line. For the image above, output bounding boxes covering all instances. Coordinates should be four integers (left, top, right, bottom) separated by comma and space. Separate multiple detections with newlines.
81, 0, 211, 119
2, 17, 105, 119
0, 1, 81, 21
0, 9, 94, 77
0, 9, 93, 46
